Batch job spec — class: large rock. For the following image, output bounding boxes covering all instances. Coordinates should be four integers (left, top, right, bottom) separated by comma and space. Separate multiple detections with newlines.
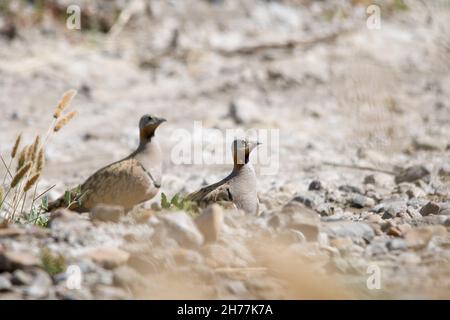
0, 275, 12, 292
404, 226, 447, 249
83, 247, 130, 269
24, 270, 53, 299
160, 212, 204, 247
0, 249, 40, 272
281, 201, 320, 241
195, 204, 224, 242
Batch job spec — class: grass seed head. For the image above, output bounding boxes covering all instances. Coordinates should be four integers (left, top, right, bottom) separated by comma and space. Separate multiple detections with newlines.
54, 111, 78, 132
10, 162, 32, 188
11, 133, 22, 159
24, 173, 41, 192
36, 148, 45, 173
17, 147, 28, 172
54, 89, 77, 119
31, 135, 40, 163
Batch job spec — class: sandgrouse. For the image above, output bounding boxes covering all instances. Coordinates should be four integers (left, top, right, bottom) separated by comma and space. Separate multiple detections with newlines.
47, 114, 166, 212
188, 139, 261, 215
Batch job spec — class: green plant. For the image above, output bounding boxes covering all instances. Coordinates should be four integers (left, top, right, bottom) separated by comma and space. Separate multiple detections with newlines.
161, 192, 199, 217
40, 247, 66, 276
0, 89, 78, 225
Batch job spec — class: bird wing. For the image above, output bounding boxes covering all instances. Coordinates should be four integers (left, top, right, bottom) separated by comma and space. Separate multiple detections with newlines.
48, 158, 155, 212
187, 171, 237, 206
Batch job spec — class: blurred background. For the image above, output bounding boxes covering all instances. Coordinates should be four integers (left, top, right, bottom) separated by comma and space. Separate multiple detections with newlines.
0, 0, 449, 191
0, 0, 449, 299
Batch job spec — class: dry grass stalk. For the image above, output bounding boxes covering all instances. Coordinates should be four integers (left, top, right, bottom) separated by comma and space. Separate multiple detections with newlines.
54, 111, 78, 132
10, 162, 32, 189
0, 186, 4, 205
17, 147, 28, 171
24, 173, 41, 193
11, 133, 22, 159
30, 135, 41, 163
53, 89, 77, 119
35, 149, 45, 173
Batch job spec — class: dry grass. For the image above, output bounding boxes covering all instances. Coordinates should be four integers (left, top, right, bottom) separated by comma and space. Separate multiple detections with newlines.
0, 89, 78, 224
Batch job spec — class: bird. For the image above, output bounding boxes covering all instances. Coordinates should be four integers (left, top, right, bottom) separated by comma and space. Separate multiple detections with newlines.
187, 139, 261, 215
47, 114, 166, 213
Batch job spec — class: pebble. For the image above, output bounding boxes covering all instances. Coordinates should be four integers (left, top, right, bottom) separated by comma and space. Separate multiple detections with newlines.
323, 222, 375, 242
0, 250, 41, 271
25, 271, 52, 299
160, 212, 204, 247
11, 270, 34, 286
308, 180, 323, 191
395, 165, 430, 184
350, 194, 375, 208
0, 274, 12, 292
419, 201, 440, 216
83, 247, 130, 270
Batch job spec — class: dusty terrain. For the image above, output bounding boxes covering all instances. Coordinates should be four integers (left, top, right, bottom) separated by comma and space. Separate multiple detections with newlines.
0, 0, 449, 299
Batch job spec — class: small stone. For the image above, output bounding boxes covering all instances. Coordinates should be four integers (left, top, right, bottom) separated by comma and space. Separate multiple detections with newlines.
404, 226, 446, 249
363, 173, 393, 187
227, 97, 261, 125
25, 271, 52, 299
160, 212, 204, 247
0, 275, 12, 292
413, 136, 445, 151
0, 228, 26, 238
283, 203, 320, 241
172, 248, 204, 265
291, 194, 316, 208
94, 285, 130, 300
11, 270, 33, 286
387, 239, 408, 251
308, 180, 322, 191
419, 202, 441, 216
339, 184, 363, 194
90, 205, 125, 222
323, 222, 375, 242
378, 200, 407, 219
350, 194, 375, 208
365, 242, 388, 256
84, 247, 130, 269
0, 250, 40, 271
387, 226, 402, 237
195, 204, 224, 242
395, 165, 430, 184
113, 266, 143, 290
225, 280, 247, 295
330, 238, 353, 250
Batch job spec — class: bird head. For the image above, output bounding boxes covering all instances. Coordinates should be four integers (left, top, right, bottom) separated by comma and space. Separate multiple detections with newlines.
232, 139, 262, 166
139, 114, 166, 141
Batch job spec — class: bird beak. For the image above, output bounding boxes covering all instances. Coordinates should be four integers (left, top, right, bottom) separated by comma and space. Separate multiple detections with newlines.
248, 141, 262, 151
156, 117, 167, 124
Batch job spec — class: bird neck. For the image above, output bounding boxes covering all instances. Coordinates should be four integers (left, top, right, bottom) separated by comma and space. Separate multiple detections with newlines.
233, 153, 250, 170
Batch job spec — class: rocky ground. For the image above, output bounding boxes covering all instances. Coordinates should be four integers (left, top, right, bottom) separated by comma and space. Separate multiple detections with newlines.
0, 0, 449, 299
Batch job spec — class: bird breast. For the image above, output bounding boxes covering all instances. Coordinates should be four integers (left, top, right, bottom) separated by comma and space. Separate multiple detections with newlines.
229, 164, 259, 214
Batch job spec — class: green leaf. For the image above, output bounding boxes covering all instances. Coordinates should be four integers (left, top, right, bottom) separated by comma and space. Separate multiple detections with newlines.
161, 193, 170, 209
41, 195, 49, 211
171, 193, 180, 207
64, 190, 71, 207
